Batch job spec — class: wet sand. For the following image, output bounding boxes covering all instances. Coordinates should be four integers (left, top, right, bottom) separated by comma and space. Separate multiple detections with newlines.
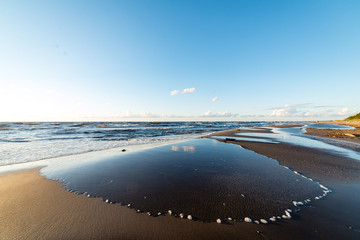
1, 125, 360, 239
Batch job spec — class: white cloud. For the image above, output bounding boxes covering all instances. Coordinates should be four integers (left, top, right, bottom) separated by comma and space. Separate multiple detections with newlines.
211, 97, 219, 102
270, 104, 298, 117
170, 90, 179, 95
200, 110, 238, 118
338, 107, 349, 116
269, 104, 352, 119
181, 88, 196, 94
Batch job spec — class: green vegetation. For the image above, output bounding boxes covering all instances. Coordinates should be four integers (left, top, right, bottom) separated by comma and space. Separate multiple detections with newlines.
345, 113, 360, 120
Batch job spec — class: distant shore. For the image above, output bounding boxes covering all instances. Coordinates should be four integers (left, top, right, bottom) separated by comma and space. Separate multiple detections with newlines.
1, 122, 360, 239
304, 121, 360, 146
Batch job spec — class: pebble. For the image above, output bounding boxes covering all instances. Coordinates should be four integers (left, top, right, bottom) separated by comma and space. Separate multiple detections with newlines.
244, 217, 252, 223
168, 210, 172, 215
216, 219, 222, 224
260, 219, 268, 224
254, 220, 260, 224
179, 213, 184, 218
187, 215, 192, 220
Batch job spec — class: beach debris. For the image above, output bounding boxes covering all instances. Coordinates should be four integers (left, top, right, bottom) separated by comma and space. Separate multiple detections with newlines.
127, 204, 131, 207
216, 219, 222, 224
227, 217, 232, 221
241, 194, 245, 198
254, 220, 259, 224
179, 213, 184, 218
87, 194, 91, 197
168, 210, 172, 215
157, 212, 162, 216
137, 209, 141, 213
105, 199, 109, 203
187, 215, 193, 220
244, 217, 252, 223
260, 219, 268, 224
122, 149, 126, 152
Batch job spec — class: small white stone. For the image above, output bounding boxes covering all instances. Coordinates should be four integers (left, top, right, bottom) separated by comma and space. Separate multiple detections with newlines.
105, 199, 109, 203
157, 212, 162, 216
137, 209, 141, 213
227, 217, 232, 221
285, 210, 291, 217
254, 220, 259, 224
179, 213, 184, 218
187, 215, 192, 220
87, 194, 90, 197
269, 217, 276, 222
244, 217, 252, 223
277, 216, 281, 219
147, 212, 151, 216
168, 210, 172, 215
216, 219, 222, 224
127, 204, 131, 207
260, 219, 268, 224
286, 209, 292, 213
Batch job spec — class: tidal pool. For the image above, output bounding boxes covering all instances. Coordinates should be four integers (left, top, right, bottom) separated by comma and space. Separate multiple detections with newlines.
41, 139, 324, 221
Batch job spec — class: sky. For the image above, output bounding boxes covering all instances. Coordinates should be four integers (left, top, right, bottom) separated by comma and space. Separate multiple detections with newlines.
0, 0, 359, 122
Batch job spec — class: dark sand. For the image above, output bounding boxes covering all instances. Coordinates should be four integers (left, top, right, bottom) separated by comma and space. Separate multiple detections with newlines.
1, 125, 360, 239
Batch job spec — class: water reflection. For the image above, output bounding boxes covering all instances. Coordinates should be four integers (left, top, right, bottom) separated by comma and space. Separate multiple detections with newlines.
171, 145, 196, 153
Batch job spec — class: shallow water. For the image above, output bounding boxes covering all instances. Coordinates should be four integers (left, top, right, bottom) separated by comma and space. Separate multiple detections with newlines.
235, 127, 360, 161
0, 121, 287, 166
41, 138, 324, 221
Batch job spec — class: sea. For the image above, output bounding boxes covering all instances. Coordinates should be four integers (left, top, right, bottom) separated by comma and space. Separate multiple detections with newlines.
0, 121, 292, 166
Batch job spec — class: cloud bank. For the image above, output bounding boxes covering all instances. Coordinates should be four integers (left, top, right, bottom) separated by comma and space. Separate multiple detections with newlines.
200, 111, 238, 118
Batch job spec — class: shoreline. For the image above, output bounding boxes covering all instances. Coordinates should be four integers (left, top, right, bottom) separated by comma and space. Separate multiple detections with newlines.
1, 123, 360, 239
304, 121, 360, 145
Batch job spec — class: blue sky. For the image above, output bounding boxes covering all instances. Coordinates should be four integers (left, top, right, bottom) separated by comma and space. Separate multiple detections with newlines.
1, 0, 359, 121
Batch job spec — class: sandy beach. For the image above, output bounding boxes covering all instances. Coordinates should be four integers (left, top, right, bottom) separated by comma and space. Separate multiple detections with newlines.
1, 123, 360, 240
